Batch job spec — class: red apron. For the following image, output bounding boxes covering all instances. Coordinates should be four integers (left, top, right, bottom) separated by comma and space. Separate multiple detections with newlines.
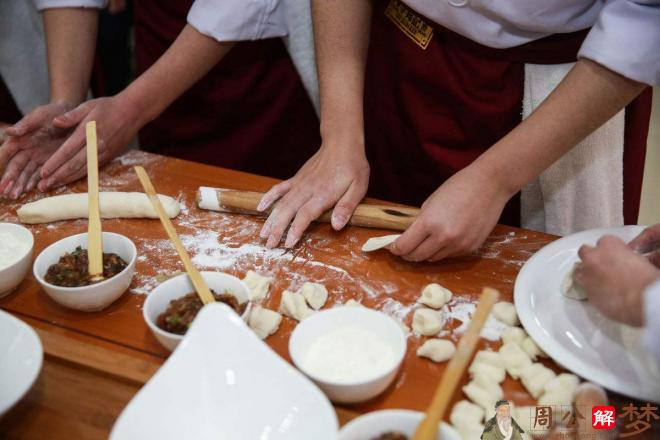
364, 0, 651, 226
133, 1, 321, 180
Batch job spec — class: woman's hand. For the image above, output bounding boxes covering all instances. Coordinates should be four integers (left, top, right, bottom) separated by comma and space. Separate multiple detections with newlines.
37, 94, 142, 192
258, 140, 370, 248
575, 235, 660, 326
390, 167, 512, 262
0, 101, 75, 199
629, 224, 660, 267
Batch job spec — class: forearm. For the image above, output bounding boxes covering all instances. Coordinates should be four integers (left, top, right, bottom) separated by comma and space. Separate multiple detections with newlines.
43, 8, 99, 105
312, 0, 372, 143
472, 58, 645, 197
119, 24, 234, 126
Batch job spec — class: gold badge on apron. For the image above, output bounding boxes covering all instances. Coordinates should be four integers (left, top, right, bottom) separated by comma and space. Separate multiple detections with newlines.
385, 0, 434, 50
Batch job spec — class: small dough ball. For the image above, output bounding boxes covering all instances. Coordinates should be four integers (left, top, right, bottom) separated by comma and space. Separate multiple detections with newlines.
344, 299, 362, 307
463, 379, 503, 413
562, 263, 588, 300
501, 326, 527, 346
299, 282, 328, 310
418, 283, 453, 309
248, 305, 282, 339
279, 290, 315, 321
492, 301, 519, 326
361, 234, 401, 252
473, 350, 504, 368
498, 342, 532, 379
450, 400, 484, 427
242, 270, 272, 301
519, 362, 557, 398
539, 373, 581, 418
416, 339, 456, 363
469, 361, 506, 384
544, 373, 580, 395
521, 336, 546, 360
412, 308, 444, 336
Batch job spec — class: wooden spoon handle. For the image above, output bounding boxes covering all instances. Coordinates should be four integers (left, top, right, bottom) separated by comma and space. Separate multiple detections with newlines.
197, 187, 420, 231
135, 167, 215, 305
412, 288, 500, 440
86, 121, 103, 278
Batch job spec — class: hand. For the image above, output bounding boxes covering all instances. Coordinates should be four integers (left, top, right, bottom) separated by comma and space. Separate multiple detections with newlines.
389, 167, 512, 262
37, 94, 142, 192
575, 236, 660, 326
108, 0, 127, 14
0, 102, 77, 199
258, 140, 370, 248
629, 224, 660, 267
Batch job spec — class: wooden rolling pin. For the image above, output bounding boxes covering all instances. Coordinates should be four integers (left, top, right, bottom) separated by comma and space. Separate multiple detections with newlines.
196, 187, 420, 231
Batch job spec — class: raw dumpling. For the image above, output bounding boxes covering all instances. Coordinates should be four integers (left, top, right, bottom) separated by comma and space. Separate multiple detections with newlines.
463, 378, 503, 413
299, 282, 328, 310
521, 336, 546, 360
498, 342, 532, 379
418, 283, 453, 309
417, 339, 456, 363
279, 290, 315, 321
248, 305, 282, 339
469, 361, 506, 384
344, 299, 362, 307
501, 326, 527, 345
242, 270, 272, 301
361, 234, 401, 252
519, 363, 557, 398
412, 308, 444, 336
450, 400, 484, 427
562, 263, 588, 300
492, 301, 520, 326
538, 373, 580, 410
473, 350, 504, 368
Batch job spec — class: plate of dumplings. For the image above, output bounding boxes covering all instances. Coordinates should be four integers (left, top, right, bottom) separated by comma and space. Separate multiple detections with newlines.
514, 225, 660, 402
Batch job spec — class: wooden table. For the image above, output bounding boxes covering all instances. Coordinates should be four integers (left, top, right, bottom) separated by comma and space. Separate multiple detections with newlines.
0, 150, 657, 439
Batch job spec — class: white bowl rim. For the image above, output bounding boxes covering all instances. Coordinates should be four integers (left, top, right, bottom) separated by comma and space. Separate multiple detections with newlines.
338, 408, 459, 438
289, 307, 407, 386
0, 222, 34, 273
143, 271, 250, 342
32, 231, 137, 292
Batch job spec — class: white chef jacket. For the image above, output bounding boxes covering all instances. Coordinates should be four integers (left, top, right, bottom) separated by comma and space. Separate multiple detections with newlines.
403, 0, 660, 85
643, 279, 660, 363
35, 0, 108, 9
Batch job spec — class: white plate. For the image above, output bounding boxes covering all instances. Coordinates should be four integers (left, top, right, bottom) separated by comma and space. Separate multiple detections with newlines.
515, 225, 660, 402
111, 302, 338, 440
0, 309, 43, 417
338, 409, 460, 440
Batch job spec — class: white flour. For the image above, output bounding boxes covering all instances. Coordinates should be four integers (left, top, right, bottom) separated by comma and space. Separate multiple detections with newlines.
0, 231, 30, 269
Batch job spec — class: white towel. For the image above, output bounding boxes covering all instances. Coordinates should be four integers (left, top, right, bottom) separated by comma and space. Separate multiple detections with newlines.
521, 63, 625, 236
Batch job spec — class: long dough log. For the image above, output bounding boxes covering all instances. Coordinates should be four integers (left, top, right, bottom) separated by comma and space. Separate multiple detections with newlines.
17, 192, 180, 224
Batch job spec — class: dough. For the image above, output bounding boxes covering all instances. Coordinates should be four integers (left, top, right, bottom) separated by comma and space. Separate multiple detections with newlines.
521, 336, 546, 360
498, 342, 532, 379
242, 270, 272, 301
361, 234, 401, 252
519, 362, 557, 398
416, 339, 456, 363
516, 406, 542, 440
469, 360, 506, 384
418, 283, 453, 309
412, 308, 444, 336
450, 400, 484, 427
247, 305, 282, 339
299, 282, 328, 310
279, 290, 315, 321
501, 326, 527, 346
344, 299, 362, 307
463, 378, 503, 413
473, 350, 504, 368
17, 192, 180, 224
492, 301, 520, 326
538, 373, 580, 409
562, 263, 588, 300
544, 373, 580, 395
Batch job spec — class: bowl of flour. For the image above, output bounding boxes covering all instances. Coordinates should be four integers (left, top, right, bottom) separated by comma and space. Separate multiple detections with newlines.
0, 223, 34, 297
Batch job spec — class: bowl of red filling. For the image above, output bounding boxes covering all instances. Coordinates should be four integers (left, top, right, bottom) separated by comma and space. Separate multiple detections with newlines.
143, 271, 250, 351
33, 232, 137, 312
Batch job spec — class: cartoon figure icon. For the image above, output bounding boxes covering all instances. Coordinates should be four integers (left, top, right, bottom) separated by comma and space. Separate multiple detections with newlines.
481, 400, 526, 440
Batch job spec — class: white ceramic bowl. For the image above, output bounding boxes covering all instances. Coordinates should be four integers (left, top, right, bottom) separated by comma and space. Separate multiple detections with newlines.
33, 232, 136, 312
0, 309, 43, 418
0, 223, 34, 298
112, 302, 337, 440
338, 409, 461, 440
143, 271, 250, 351
289, 307, 407, 404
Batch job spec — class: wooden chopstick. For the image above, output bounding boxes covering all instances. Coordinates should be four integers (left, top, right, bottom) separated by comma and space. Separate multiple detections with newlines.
134, 166, 215, 305
86, 121, 103, 279
412, 287, 500, 440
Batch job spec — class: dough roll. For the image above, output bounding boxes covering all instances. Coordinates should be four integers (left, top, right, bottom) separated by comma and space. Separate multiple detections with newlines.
17, 192, 180, 224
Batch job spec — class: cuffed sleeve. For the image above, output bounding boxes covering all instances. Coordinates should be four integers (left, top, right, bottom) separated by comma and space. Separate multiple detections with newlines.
643, 278, 660, 363
187, 0, 287, 42
578, 0, 660, 85
34, 0, 108, 10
